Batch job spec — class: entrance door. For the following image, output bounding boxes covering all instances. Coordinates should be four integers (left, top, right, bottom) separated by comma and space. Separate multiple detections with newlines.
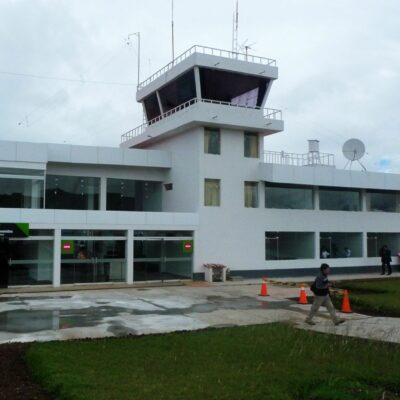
61, 239, 126, 284
134, 238, 193, 281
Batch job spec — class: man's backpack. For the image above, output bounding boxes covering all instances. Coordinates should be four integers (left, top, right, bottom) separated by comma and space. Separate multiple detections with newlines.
310, 279, 317, 294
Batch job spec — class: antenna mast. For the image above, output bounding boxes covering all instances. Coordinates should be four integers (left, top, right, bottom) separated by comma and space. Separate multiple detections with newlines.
232, 0, 239, 55
171, 0, 175, 61
127, 32, 141, 86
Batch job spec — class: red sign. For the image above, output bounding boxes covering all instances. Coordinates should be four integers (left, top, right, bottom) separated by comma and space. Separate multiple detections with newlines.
182, 240, 193, 253
63, 243, 71, 251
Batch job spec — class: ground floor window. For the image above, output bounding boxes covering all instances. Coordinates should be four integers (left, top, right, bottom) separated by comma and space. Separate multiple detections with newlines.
134, 231, 193, 281
8, 237, 53, 286
265, 232, 314, 260
367, 233, 400, 257
320, 232, 362, 258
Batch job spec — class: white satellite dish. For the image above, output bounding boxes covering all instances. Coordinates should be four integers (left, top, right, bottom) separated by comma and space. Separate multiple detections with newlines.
342, 138, 366, 170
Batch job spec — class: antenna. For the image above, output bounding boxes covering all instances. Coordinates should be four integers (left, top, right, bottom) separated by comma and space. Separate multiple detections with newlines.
342, 138, 367, 171
171, 0, 175, 61
232, 0, 239, 55
127, 32, 141, 86
239, 39, 256, 59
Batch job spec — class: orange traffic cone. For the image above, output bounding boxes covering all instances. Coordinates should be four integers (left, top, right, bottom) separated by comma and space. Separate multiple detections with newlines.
298, 285, 308, 304
341, 289, 352, 313
259, 278, 269, 297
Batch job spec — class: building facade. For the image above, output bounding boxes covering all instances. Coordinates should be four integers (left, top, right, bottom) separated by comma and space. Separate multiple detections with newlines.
0, 45, 398, 289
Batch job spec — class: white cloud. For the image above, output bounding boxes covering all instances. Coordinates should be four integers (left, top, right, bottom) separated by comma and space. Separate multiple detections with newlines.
0, 0, 399, 171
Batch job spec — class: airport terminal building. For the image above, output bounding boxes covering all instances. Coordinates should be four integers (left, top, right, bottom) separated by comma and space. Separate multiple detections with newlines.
0, 45, 399, 289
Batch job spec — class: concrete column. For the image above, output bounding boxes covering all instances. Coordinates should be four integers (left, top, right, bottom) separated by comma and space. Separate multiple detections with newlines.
313, 186, 319, 210
361, 189, 367, 212
142, 103, 148, 122
156, 90, 164, 115
100, 176, 107, 211
314, 231, 320, 260
258, 181, 265, 208
362, 231, 368, 258
260, 81, 273, 109
126, 229, 134, 284
194, 66, 202, 99
53, 229, 61, 287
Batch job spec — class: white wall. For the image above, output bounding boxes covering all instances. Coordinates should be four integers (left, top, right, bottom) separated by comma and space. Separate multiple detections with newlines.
47, 163, 167, 182
144, 127, 202, 213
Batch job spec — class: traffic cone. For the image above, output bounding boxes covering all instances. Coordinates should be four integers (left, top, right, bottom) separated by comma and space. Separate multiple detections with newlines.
298, 285, 308, 304
341, 289, 352, 313
259, 278, 269, 297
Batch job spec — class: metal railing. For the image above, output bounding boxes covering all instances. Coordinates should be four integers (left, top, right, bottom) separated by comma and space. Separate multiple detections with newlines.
264, 151, 335, 167
121, 98, 283, 143
138, 45, 277, 89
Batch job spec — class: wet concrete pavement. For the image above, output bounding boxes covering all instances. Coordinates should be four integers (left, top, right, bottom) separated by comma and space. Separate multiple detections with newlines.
0, 282, 400, 344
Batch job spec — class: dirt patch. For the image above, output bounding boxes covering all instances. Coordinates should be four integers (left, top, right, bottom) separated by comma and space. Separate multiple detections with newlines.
0, 343, 52, 400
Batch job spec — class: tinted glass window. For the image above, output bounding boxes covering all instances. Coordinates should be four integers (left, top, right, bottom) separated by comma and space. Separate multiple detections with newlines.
0, 177, 43, 208
319, 188, 360, 211
45, 175, 100, 210
265, 183, 313, 209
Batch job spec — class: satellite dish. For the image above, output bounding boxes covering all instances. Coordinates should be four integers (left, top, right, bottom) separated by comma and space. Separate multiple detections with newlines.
342, 138, 366, 170
342, 138, 365, 161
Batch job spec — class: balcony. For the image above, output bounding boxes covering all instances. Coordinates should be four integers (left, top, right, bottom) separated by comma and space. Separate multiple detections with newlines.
138, 45, 277, 90
264, 151, 335, 167
121, 98, 282, 146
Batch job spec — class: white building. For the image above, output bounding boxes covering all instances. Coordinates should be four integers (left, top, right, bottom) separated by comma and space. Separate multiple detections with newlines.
0, 45, 398, 289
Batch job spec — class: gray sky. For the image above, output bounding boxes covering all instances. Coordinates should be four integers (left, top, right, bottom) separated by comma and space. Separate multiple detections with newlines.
1, 0, 399, 171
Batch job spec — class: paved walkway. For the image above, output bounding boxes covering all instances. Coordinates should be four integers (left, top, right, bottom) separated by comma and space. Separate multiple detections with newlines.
0, 276, 399, 344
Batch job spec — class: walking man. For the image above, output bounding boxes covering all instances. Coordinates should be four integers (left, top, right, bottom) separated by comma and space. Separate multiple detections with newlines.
379, 245, 392, 275
305, 263, 345, 326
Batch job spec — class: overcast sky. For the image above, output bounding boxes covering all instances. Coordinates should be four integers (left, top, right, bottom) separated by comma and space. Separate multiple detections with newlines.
1, 0, 399, 171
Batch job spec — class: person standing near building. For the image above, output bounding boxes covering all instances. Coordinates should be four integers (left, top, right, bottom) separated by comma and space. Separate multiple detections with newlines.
305, 263, 345, 326
379, 245, 392, 275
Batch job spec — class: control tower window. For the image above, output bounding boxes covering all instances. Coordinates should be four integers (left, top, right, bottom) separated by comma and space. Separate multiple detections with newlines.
199, 68, 269, 107
244, 132, 259, 158
159, 70, 196, 113
204, 128, 220, 155
143, 93, 161, 121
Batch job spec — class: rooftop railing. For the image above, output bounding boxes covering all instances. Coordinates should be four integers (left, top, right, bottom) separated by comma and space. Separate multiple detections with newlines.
137, 45, 277, 90
121, 98, 282, 143
264, 150, 335, 167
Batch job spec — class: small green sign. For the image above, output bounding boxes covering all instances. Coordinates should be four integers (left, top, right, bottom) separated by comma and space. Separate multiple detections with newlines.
182, 240, 193, 254
61, 240, 75, 255
0, 223, 30, 238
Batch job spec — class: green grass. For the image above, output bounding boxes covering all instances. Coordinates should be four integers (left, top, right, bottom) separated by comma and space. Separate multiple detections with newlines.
334, 278, 400, 317
26, 324, 400, 400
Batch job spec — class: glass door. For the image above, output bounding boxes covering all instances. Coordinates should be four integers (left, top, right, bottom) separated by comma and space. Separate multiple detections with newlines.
61, 239, 126, 284
134, 239, 163, 281
134, 237, 193, 281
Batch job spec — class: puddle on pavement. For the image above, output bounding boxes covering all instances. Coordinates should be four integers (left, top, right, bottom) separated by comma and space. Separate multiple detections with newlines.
0, 296, 294, 334
0, 295, 72, 303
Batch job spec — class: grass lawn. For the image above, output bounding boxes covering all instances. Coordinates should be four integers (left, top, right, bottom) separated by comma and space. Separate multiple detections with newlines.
26, 324, 400, 400
334, 278, 400, 317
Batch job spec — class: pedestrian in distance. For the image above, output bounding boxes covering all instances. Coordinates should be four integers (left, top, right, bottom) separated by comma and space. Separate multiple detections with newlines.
305, 263, 346, 326
379, 245, 392, 275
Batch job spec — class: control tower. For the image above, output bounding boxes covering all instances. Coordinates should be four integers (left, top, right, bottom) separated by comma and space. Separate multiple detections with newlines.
120, 45, 284, 148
